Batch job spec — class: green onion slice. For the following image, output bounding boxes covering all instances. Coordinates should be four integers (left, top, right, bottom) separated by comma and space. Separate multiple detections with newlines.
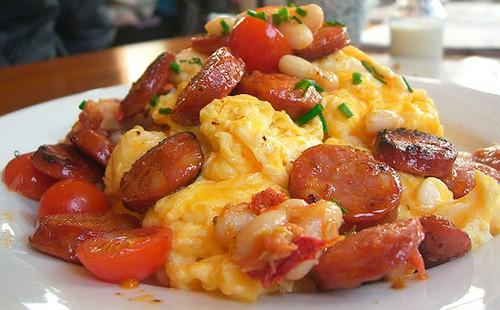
294, 79, 324, 94
220, 19, 230, 36
332, 198, 348, 215
337, 103, 354, 118
360, 60, 387, 85
149, 95, 159, 107
402, 76, 413, 93
158, 107, 172, 115
319, 112, 328, 134
170, 61, 180, 74
296, 7, 307, 17
78, 100, 87, 110
324, 20, 345, 27
296, 104, 323, 126
291, 15, 302, 24
247, 10, 266, 21
352, 72, 362, 85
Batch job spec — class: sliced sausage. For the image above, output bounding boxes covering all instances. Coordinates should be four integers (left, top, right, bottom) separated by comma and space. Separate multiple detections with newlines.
31, 144, 103, 182
442, 152, 500, 198
171, 47, 245, 126
473, 145, 500, 171
120, 132, 204, 212
191, 35, 230, 54
29, 212, 140, 262
419, 215, 471, 268
121, 52, 176, 118
68, 129, 114, 166
374, 128, 458, 178
293, 26, 350, 61
310, 218, 424, 290
234, 71, 322, 120
289, 144, 402, 231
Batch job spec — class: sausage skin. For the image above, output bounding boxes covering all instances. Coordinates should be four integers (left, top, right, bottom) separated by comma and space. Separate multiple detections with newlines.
29, 212, 140, 262
31, 144, 103, 182
289, 144, 402, 231
171, 47, 245, 126
375, 128, 458, 178
121, 52, 176, 118
120, 132, 204, 212
310, 218, 424, 290
68, 129, 114, 166
234, 71, 322, 120
473, 145, 500, 171
293, 26, 350, 61
419, 215, 471, 268
191, 35, 230, 54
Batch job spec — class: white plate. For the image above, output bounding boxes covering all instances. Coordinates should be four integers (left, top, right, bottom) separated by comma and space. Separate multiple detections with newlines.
0, 79, 499, 310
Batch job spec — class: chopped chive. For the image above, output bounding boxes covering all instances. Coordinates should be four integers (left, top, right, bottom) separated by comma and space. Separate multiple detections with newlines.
295, 6, 307, 17
291, 15, 303, 24
294, 79, 324, 94
158, 107, 172, 115
149, 95, 159, 107
170, 61, 180, 74
319, 112, 328, 134
272, 7, 289, 25
337, 103, 354, 118
332, 198, 348, 215
78, 100, 87, 110
13, 150, 20, 157
352, 72, 362, 85
324, 20, 345, 27
180, 57, 203, 66
296, 104, 323, 126
402, 76, 413, 93
220, 19, 230, 36
360, 60, 387, 85
247, 9, 266, 21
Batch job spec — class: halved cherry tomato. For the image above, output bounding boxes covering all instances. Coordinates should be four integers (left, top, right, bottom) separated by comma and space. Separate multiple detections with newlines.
3, 152, 58, 200
76, 227, 172, 282
229, 17, 291, 72
39, 179, 110, 218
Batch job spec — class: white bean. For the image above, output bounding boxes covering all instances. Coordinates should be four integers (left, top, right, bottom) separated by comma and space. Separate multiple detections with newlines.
278, 22, 314, 50
215, 204, 255, 246
285, 257, 319, 281
279, 55, 339, 91
365, 110, 404, 133
204, 17, 235, 37
298, 4, 324, 34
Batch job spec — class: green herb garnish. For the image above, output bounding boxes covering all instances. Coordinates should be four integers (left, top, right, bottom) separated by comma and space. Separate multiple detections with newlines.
402, 76, 413, 93
324, 20, 345, 27
220, 19, 230, 35
296, 104, 323, 126
319, 112, 328, 134
361, 60, 387, 85
332, 198, 348, 215
295, 6, 307, 17
149, 95, 159, 107
78, 100, 87, 110
291, 15, 303, 24
158, 107, 172, 115
294, 79, 324, 94
247, 9, 266, 21
170, 61, 180, 74
13, 150, 20, 157
179, 57, 203, 66
352, 72, 362, 85
272, 7, 289, 25
337, 103, 354, 118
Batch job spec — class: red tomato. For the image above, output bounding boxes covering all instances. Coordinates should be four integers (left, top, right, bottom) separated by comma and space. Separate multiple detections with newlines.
3, 152, 57, 200
39, 179, 110, 218
76, 227, 172, 282
229, 17, 291, 72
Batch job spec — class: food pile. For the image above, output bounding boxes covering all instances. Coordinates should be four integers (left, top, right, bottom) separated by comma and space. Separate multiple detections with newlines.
3, 3, 500, 303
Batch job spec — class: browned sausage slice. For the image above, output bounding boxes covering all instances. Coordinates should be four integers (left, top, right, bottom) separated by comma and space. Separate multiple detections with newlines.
171, 47, 245, 126
234, 71, 322, 120
120, 132, 204, 212
293, 26, 350, 61
68, 129, 114, 166
310, 218, 424, 290
31, 144, 103, 182
289, 144, 402, 231
374, 128, 458, 178
29, 212, 140, 262
419, 215, 471, 268
121, 52, 176, 118
191, 35, 230, 54
473, 145, 500, 171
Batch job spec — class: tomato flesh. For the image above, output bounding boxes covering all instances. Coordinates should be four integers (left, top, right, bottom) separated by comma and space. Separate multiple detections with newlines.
3, 152, 57, 200
76, 227, 172, 282
229, 17, 291, 72
39, 179, 110, 218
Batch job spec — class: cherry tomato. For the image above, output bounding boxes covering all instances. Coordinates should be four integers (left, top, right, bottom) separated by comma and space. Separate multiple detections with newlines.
229, 17, 291, 72
76, 227, 172, 282
3, 152, 57, 200
39, 179, 110, 218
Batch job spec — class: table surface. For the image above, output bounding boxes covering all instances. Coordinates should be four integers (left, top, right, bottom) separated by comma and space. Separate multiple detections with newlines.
1, 36, 499, 116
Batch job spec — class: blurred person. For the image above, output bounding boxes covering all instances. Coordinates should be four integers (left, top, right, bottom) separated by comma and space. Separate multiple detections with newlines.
0, 0, 116, 68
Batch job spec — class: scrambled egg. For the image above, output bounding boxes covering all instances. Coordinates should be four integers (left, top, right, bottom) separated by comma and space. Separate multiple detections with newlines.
104, 45, 500, 302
